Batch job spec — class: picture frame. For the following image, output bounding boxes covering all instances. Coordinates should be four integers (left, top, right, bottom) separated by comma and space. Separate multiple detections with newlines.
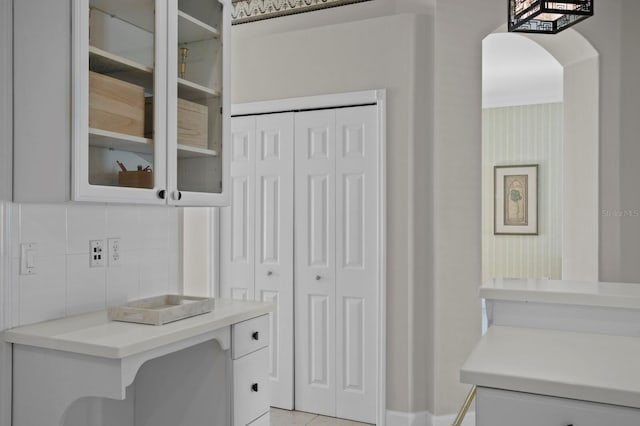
494, 164, 538, 235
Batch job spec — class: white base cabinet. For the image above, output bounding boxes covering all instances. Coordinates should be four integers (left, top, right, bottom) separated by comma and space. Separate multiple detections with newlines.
232, 316, 271, 426
3, 300, 272, 426
476, 387, 640, 426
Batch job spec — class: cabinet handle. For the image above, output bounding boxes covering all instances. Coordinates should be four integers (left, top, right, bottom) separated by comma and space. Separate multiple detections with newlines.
252, 331, 259, 340
158, 190, 166, 199
251, 383, 259, 392
315, 275, 321, 281
267, 270, 273, 276
171, 190, 182, 201
178, 191, 182, 200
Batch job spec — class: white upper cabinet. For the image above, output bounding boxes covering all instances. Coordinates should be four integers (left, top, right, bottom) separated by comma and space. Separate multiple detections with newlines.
13, 0, 230, 206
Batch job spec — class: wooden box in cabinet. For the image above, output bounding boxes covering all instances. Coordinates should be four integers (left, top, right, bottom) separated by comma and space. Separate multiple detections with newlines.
118, 170, 153, 189
89, 71, 145, 137
178, 98, 208, 148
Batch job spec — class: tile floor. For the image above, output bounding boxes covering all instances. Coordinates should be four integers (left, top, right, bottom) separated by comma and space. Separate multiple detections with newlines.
270, 408, 372, 425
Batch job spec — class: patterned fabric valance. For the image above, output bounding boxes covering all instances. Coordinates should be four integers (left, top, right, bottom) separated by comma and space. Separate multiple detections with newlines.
232, 0, 374, 24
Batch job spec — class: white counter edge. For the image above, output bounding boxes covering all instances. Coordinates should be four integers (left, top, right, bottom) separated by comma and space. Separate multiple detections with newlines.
480, 279, 640, 310
1, 300, 274, 359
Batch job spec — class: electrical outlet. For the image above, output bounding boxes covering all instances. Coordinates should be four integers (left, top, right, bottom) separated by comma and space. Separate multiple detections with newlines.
90, 240, 105, 267
20, 242, 38, 275
107, 238, 121, 266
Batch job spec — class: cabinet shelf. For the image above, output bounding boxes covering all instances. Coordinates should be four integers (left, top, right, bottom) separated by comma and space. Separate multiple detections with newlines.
178, 10, 220, 44
177, 144, 218, 158
178, 78, 220, 102
89, 128, 154, 155
89, 46, 153, 91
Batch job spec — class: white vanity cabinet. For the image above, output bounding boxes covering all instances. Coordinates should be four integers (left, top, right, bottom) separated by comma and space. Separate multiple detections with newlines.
2, 299, 273, 426
476, 388, 640, 426
13, 0, 230, 206
462, 279, 640, 426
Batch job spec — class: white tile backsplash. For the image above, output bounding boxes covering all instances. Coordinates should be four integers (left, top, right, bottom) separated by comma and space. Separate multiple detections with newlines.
66, 254, 107, 316
6, 202, 181, 326
11, 258, 19, 324
67, 205, 107, 254
106, 250, 140, 307
139, 248, 170, 298
19, 255, 66, 325
11, 203, 20, 259
106, 205, 140, 252
139, 207, 170, 250
20, 204, 67, 256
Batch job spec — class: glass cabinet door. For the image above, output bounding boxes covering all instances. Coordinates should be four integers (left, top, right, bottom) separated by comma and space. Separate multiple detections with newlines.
73, 0, 167, 204
167, 0, 230, 206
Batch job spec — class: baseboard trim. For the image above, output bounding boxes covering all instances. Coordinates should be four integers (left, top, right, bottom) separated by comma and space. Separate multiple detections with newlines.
386, 410, 475, 426
433, 412, 475, 426
386, 410, 432, 426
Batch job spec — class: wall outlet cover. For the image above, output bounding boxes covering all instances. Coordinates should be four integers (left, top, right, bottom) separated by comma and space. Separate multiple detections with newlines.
90, 240, 105, 268
107, 238, 121, 266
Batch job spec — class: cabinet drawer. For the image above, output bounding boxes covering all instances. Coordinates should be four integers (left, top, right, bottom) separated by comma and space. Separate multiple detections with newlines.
234, 348, 269, 426
232, 315, 269, 359
476, 387, 640, 426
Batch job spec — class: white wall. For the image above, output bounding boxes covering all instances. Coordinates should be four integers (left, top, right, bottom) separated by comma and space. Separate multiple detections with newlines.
232, 13, 435, 414
482, 103, 564, 282
182, 208, 211, 297
619, 0, 640, 282
232, 0, 434, 40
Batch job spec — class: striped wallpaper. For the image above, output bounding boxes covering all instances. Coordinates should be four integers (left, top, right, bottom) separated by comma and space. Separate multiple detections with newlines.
482, 103, 563, 282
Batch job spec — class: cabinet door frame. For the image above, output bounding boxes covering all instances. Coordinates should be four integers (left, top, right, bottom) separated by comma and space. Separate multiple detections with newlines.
166, 0, 231, 207
229, 89, 387, 426
71, 0, 168, 205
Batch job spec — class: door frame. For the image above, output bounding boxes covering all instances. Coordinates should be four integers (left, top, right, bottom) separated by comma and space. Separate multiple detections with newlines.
228, 90, 387, 425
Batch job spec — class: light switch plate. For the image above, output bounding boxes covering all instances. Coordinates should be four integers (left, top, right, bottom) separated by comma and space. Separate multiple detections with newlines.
20, 242, 38, 275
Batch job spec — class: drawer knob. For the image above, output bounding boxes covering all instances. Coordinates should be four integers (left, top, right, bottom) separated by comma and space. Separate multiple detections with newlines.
251, 383, 259, 392
252, 331, 259, 340
315, 275, 321, 281
267, 270, 273, 276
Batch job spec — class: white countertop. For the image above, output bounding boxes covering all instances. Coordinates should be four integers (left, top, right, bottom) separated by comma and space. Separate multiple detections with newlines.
461, 325, 640, 409
2, 298, 274, 359
481, 278, 640, 309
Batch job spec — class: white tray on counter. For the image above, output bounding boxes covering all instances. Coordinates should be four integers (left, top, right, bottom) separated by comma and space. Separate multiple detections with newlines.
108, 295, 215, 326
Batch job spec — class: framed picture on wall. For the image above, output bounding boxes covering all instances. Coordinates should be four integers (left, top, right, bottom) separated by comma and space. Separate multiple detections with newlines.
494, 164, 538, 235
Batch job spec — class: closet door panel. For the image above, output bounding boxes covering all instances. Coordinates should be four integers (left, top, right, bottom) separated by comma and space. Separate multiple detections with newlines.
335, 106, 379, 423
294, 110, 337, 417
254, 113, 295, 409
221, 116, 256, 301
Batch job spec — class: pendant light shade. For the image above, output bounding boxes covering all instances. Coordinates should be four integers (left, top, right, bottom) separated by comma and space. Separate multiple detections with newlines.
509, 0, 594, 34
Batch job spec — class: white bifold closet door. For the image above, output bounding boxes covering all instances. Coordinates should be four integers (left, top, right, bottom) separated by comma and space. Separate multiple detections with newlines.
221, 113, 294, 409
294, 105, 379, 424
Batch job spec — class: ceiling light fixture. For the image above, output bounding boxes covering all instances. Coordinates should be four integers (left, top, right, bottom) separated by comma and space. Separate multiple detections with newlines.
509, 0, 593, 34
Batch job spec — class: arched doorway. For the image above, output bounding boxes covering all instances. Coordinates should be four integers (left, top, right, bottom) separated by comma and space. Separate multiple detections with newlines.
482, 27, 599, 282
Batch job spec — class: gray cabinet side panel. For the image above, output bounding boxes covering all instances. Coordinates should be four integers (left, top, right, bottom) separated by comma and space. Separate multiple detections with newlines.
0, 0, 12, 201
13, 0, 71, 202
